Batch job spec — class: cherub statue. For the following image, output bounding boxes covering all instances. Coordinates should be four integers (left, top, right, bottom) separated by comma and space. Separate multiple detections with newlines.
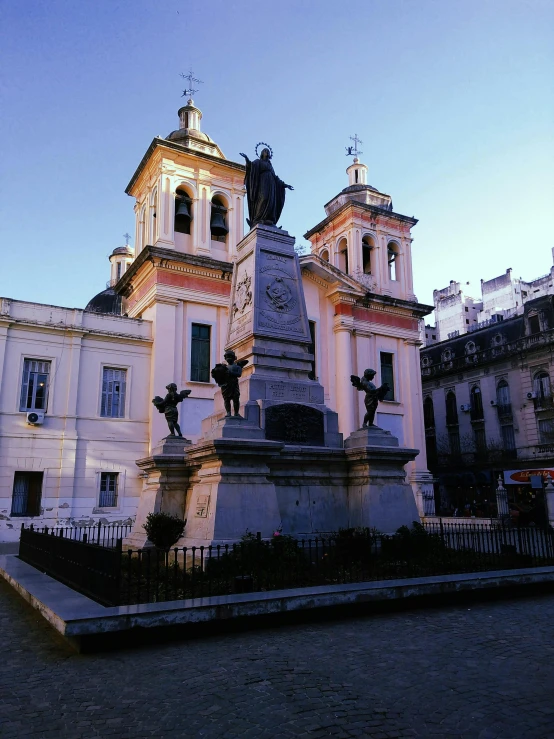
211, 350, 249, 418
152, 383, 191, 437
350, 369, 390, 428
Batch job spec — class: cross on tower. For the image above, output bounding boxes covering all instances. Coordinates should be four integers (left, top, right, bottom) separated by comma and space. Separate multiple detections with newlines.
180, 69, 203, 98
123, 232, 132, 245
346, 133, 363, 158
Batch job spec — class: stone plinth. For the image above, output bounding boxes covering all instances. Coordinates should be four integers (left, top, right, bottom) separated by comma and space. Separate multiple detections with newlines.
124, 436, 192, 549
181, 438, 283, 546
344, 426, 420, 533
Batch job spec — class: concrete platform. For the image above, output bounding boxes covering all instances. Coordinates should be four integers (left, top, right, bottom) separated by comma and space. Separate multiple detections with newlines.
2, 553, 554, 652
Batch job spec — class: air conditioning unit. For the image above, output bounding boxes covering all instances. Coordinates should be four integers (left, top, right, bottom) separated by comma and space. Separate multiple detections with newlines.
527, 392, 537, 400
460, 403, 471, 412
490, 400, 498, 406
26, 411, 45, 425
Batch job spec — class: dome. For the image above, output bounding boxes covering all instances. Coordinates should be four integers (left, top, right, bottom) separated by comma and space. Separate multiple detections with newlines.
85, 287, 127, 315
166, 128, 214, 144
111, 245, 134, 257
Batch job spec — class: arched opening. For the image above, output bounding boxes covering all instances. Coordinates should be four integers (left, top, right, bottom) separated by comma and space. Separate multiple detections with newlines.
210, 195, 229, 246
320, 249, 329, 262
338, 237, 348, 274
175, 186, 193, 236
362, 234, 374, 274
387, 242, 399, 281
470, 386, 484, 421
445, 391, 458, 426
423, 396, 435, 430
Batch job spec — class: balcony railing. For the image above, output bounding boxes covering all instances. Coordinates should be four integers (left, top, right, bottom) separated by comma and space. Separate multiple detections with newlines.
421, 327, 554, 379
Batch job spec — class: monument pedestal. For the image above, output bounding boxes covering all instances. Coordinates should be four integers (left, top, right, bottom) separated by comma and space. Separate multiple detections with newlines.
181, 438, 283, 546
123, 436, 192, 549
344, 426, 420, 533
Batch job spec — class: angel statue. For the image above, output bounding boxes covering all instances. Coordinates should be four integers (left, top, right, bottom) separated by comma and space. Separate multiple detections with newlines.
152, 383, 192, 437
350, 369, 390, 428
239, 143, 293, 229
211, 350, 249, 418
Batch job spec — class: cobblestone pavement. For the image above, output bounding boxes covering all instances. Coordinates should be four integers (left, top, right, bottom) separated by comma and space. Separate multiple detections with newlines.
2, 581, 554, 739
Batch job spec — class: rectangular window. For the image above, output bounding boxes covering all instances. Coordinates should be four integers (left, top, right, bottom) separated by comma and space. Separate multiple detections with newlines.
474, 427, 487, 453
190, 323, 211, 382
529, 314, 540, 335
448, 429, 461, 456
11, 472, 43, 516
308, 320, 317, 380
99, 472, 118, 508
538, 419, 554, 444
20, 359, 51, 412
100, 367, 127, 418
380, 352, 394, 401
501, 424, 516, 451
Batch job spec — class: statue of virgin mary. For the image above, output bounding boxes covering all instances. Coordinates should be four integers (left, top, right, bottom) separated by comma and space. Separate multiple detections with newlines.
239, 144, 293, 229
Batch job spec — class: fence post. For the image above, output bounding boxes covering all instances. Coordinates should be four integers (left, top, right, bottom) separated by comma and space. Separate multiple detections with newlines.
83, 533, 88, 544
496, 475, 510, 519
97, 520, 102, 546
113, 538, 122, 606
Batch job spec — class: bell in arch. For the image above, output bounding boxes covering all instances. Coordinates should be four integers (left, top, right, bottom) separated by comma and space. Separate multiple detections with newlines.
175, 196, 192, 227
210, 204, 229, 238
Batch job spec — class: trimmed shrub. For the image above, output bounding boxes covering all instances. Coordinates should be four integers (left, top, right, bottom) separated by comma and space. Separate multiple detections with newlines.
143, 512, 185, 550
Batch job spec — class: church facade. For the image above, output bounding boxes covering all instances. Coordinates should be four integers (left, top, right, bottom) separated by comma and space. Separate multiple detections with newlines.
0, 97, 433, 542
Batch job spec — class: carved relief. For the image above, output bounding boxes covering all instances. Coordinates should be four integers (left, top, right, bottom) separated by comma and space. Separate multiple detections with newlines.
233, 273, 252, 315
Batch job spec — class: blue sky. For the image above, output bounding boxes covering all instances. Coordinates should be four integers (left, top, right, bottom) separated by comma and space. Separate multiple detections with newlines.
1, 0, 553, 311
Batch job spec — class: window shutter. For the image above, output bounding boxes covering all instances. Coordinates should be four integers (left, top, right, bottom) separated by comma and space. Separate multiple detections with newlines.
118, 371, 126, 418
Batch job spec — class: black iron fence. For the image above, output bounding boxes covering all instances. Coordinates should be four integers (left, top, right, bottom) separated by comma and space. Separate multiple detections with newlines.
33, 521, 132, 548
18, 523, 554, 608
19, 525, 122, 606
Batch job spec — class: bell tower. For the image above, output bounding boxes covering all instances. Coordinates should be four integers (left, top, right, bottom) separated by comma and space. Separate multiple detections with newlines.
125, 96, 245, 264
301, 145, 435, 515
114, 90, 247, 447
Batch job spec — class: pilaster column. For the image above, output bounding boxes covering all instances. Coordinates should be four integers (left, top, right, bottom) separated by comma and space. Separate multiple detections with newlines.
333, 316, 356, 436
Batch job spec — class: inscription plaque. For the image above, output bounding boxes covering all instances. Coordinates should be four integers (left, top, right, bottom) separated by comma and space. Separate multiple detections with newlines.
265, 404, 324, 446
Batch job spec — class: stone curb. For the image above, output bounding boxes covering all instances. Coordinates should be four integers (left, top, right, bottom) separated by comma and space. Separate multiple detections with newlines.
2, 553, 554, 648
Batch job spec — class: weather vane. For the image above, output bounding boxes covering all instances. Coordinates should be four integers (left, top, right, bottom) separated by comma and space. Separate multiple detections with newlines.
180, 69, 203, 98
345, 133, 363, 158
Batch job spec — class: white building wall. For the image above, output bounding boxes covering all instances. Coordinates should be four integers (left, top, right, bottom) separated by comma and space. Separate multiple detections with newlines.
0, 300, 152, 542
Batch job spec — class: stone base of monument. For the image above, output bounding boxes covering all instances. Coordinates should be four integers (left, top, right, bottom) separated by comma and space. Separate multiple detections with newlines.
179, 437, 284, 547
344, 426, 420, 534
175, 425, 419, 547
123, 436, 192, 549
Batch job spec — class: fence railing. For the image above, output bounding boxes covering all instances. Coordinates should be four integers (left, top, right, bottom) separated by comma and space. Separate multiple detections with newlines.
19, 525, 122, 606
33, 521, 132, 548
18, 523, 554, 608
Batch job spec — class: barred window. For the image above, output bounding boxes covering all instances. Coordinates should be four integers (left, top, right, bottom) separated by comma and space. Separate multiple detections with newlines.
99, 472, 118, 507
501, 424, 516, 451
538, 419, 554, 444
190, 324, 211, 382
100, 368, 127, 418
11, 472, 43, 516
20, 359, 51, 412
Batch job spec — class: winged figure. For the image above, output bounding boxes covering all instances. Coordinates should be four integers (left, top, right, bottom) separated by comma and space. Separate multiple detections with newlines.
350, 369, 390, 428
211, 350, 249, 417
152, 383, 191, 437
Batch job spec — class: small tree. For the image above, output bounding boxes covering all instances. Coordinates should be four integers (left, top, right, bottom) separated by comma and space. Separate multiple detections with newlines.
143, 512, 185, 550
